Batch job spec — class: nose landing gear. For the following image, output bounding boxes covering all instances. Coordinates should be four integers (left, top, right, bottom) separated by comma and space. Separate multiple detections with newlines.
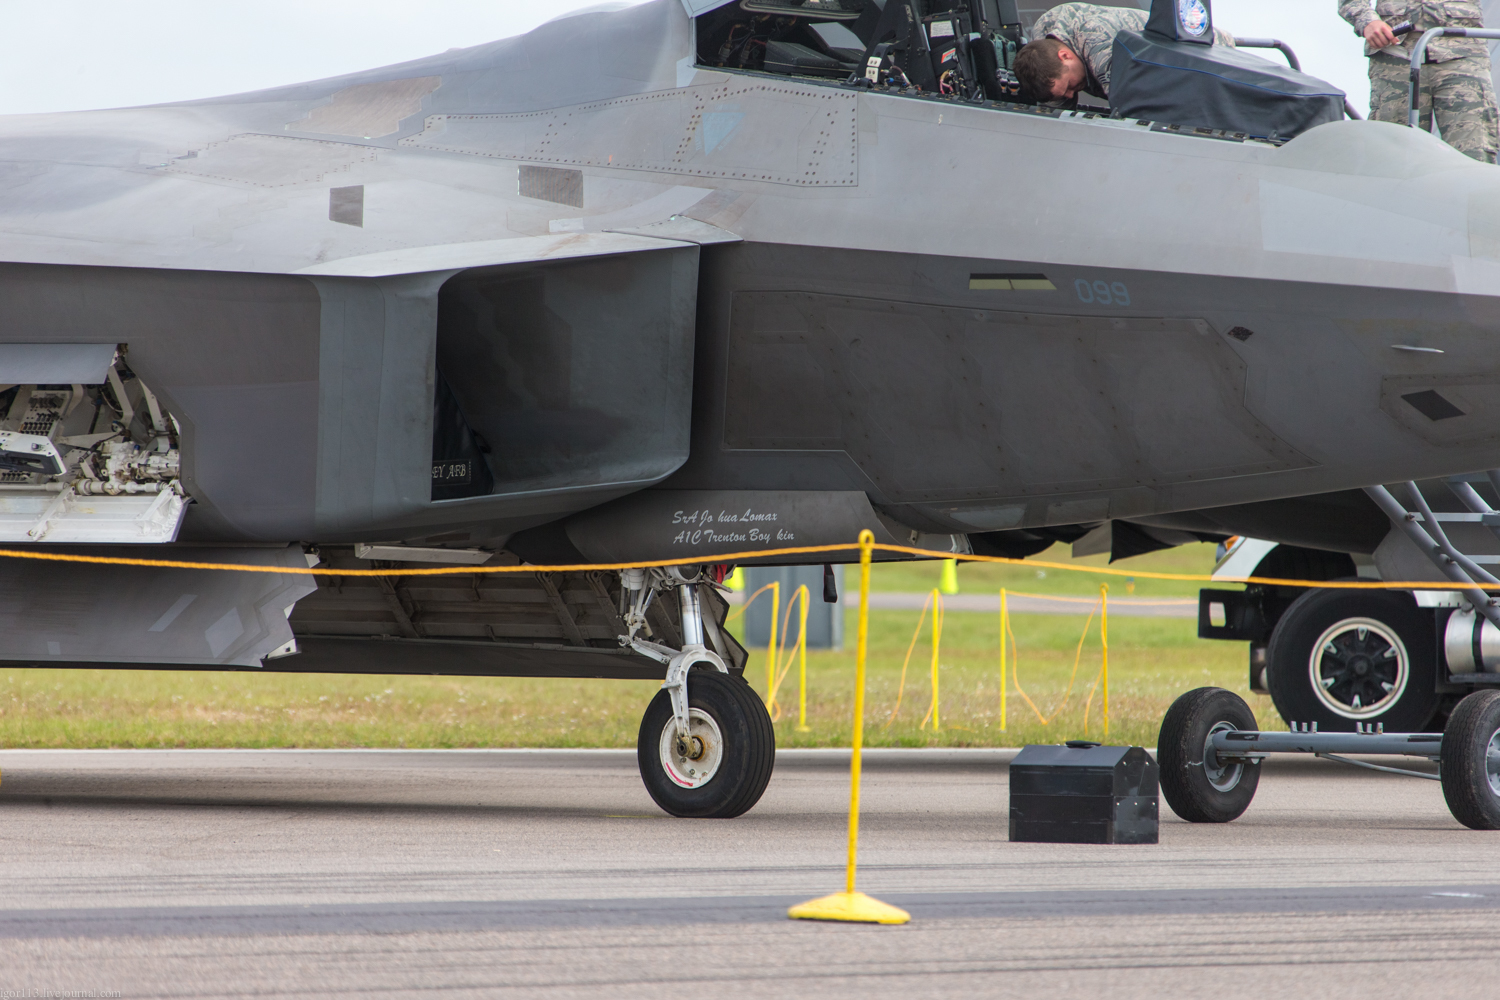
622, 566, 776, 818
638, 669, 774, 817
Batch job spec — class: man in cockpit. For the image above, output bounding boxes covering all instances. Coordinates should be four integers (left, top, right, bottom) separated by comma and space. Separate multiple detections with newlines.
1339, 1, 1497, 163
1014, 2, 1235, 106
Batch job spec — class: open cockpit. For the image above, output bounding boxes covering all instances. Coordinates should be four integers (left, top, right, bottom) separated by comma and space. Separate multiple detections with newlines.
694, 0, 1027, 101
689, 0, 1349, 142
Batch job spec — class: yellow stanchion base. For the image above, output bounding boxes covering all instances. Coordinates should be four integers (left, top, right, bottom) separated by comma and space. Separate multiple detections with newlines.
787, 891, 910, 925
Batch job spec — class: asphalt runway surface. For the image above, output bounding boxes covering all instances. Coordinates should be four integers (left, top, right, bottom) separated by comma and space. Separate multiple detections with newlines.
1, 747, 1496, 997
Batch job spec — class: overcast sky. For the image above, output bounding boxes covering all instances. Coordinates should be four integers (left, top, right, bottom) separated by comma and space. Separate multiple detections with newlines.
0, 1, 1407, 118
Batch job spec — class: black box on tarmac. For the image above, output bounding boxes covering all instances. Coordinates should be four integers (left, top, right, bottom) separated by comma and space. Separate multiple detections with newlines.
1009, 744, 1159, 844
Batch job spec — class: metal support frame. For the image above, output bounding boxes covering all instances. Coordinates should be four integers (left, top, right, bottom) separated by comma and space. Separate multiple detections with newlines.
1212, 727, 1443, 780
619, 566, 729, 740
537, 572, 587, 647
1214, 728, 1442, 757
374, 576, 420, 638
1313, 752, 1442, 780
1409, 28, 1500, 128
1234, 36, 1362, 121
1363, 483, 1500, 633
1234, 36, 1301, 71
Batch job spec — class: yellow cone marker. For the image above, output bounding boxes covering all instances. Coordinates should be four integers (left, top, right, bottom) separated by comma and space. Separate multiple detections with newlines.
939, 557, 959, 594
789, 530, 911, 926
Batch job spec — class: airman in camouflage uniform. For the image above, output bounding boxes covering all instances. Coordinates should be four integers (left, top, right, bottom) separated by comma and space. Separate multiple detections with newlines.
1338, 2, 1498, 162
1023, 2, 1235, 103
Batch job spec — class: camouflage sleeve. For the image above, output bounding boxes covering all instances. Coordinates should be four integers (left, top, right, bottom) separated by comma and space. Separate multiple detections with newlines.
1213, 26, 1236, 48
1337, 0, 1377, 35
1028, 7, 1069, 45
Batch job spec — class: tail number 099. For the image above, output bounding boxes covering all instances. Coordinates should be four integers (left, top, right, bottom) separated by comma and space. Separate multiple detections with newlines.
1074, 278, 1131, 306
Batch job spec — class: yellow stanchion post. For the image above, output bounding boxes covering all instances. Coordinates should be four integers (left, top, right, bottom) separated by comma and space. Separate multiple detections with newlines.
789, 531, 910, 926
796, 583, 811, 732
1100, 583, 1110, 738
923, 588, 943, 731
939, 558, 959, 595
999, 588, 1008, 733
765, 580, 780, 710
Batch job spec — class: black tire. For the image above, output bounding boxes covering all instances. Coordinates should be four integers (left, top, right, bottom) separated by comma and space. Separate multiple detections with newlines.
637, 670, 775, 818
1158, 687, 1261, 823
1440, 690, 1500, 831
1266, 587, 1438, 733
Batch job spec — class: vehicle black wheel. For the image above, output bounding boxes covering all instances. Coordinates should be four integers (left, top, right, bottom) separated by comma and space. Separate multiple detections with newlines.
1440, 690, 1500, 831
637, 670, 775, 818
1265, 587, 1438, 732
1157, 687, 1261, 823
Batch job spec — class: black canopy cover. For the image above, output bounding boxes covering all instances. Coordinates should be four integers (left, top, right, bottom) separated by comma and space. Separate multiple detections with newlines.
1109, 29, 1346, 138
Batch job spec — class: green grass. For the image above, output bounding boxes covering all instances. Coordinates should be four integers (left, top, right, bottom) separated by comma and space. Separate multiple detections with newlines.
0, 542, 1274, 749
738, 609, 1258, 750
864, 540, 1221, 597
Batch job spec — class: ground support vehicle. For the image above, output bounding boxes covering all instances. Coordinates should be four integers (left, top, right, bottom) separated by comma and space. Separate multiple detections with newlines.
1158, 686, 1500, 830
1196, 473, 1500, 734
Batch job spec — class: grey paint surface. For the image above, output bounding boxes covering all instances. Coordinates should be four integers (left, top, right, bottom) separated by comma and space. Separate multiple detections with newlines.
0, 748, 1495, 993
0, 343, 115, 384
0, 545, 313, 665
7, 1, 1500, 664
0, 0, 1495, 546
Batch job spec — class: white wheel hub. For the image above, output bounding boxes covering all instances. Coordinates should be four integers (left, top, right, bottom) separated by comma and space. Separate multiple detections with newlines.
1203, 720, 1244, 792
1308, 617, 1409, 720
658, 708, 723, 789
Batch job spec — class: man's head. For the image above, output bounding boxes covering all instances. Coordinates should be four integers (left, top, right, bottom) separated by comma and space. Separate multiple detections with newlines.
1014, 37, 1088, 101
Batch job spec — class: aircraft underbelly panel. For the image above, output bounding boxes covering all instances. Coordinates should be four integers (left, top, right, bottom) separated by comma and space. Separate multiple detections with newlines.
722, 290, 1310, 501
0, 545, 313, 667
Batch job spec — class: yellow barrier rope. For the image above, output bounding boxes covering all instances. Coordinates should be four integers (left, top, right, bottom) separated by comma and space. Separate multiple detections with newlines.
1102, 584, 1110, 737
722, 582, 777, 624
765, 580, 780, 716
1006, 596, 1100, 727
724, 581, 809, 723
883, 590, 935, 729
795, 585, 811, 732
999, 589, 1008, 733
1080, 584, 1110, 737
920, 590, 945, 732
766, 585, 810, 723
0, 539, 1487, 591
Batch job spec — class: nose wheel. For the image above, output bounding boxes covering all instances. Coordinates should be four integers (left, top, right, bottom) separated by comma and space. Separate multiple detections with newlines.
637, 669, 775, 818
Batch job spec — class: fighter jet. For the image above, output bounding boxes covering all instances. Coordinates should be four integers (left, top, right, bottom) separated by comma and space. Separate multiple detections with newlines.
1, 0, 1497, 816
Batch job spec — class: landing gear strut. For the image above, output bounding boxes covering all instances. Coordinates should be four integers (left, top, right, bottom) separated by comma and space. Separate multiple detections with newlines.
622, 566, 775, 818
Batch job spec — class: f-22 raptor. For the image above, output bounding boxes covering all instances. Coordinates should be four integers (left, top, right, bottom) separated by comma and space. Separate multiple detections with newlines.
0, 0, 1496, 816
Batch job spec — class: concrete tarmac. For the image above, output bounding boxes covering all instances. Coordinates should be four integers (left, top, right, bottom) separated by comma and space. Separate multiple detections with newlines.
0, 747, 1496, 997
